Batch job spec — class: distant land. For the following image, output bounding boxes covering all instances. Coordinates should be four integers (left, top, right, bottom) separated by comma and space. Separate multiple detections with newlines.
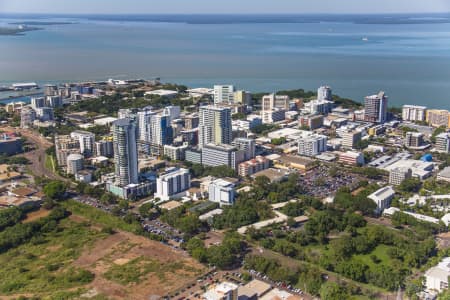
0, 26, 40, 36
9, 21, 74, 26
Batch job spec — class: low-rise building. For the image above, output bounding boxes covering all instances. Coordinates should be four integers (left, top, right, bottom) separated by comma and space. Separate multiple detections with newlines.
238, 156, 270, 177
154, 168, 191, 201
425, 257, 450, 293
405, 132, 424, 148
426, 109, 450, 128
203, 282, 238, 300
368, 186, 395, 214
436, 132, 450, 153
66, 153, 84, 175
342, 130, 362, 149
163, 143, 188, 161
202, 144, 245, 170
338, 151, 365, 166
389, 167, 412, 186
437, 167, 450, 183
298, 134, 327, 157
208, 179, 236, 206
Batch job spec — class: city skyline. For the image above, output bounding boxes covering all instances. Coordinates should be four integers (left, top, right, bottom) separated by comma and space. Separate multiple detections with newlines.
0, 0, 450, 14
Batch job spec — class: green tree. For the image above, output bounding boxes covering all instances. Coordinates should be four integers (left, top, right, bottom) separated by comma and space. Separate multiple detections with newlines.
43, 181, 67, 200
320, 282, 349, 300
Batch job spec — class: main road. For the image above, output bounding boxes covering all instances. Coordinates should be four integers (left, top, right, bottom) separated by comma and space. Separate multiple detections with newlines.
2, 126, 63, 180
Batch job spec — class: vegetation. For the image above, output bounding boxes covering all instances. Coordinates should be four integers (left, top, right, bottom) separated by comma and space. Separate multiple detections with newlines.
185, 162, 237, 178
0, 155, 30, 165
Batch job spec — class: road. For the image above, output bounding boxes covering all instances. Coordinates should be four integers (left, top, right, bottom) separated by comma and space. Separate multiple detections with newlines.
2, 126, 63, 180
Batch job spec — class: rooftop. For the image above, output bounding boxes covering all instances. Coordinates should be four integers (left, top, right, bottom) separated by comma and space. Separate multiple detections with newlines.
368, 186, 395, 201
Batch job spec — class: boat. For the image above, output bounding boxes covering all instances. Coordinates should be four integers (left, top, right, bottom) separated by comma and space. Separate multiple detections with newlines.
362, 37, 369, 42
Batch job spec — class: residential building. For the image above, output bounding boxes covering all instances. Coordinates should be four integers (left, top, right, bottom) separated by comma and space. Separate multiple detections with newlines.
342, 130, 362, 149
425, 257, 450, 293
184, 147, 201, 164
261, 108, 286, 124
402, 105, 427, 122
298, 134, 327, 157
233, 90, 252, 106
405, 132, 424, 148
202, 144, 245, 170
198, 106, 232, 148
44, 84, 58, 96
368, 186, 395, 214
35, 107, 54, 121
55, 135, 80, 166
208, 179, 236, 206
232, 138, 256, 160
238, 156, 270, 177
426, 109, 450, 128
338, 151, 365, 166
364, 91, 388, 123
436, 132, 450, 153
95, 140, 114, 158
163, 143, 189, 161
262, 94, 290, 111
136, 108, 156, 142
70, 130, 95, 157
118, 108, 135, 119
5, 101, 25, 113
112, 118, 139, 186
214, 85, 235, 104
151, 114, 173, 146
46, 95, 63, 108
317, 85, 332, 101
66, 153, 84, 175
154, 168, 191, 201
184, 113, 199, 129
163, 105, 181, 122
389, 167, 412, 186
298, 114, 324, 130
31, 97, 45, 110
20, 107, 36, 128
304, 99, 334, 114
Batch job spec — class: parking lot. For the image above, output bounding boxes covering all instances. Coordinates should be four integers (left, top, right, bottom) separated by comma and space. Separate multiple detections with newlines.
299, 164, 361, 198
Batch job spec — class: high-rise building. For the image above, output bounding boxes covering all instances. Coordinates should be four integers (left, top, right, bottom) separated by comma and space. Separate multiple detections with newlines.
163, 106, 181, 122
298, 115, 324, 130
214, 85, 235, 104
202, 144, 245, 170
136, 108, 156, 142
35, 107, 54, 121
70, 130, 95, 157
405, 132, 424, 148
231, 138, 256, 160
298, 134, 328, 157
44, 84, 58, 96
389, 167, 412, 186
262, 94, 290, 111
112, 118, 139, 186
164, 143, 189, 161
95, 140, 114, 157
154, 168, 191, 201
261, 108, 286, 124
20, 107, 36, 128
436, 132, 450, 153
46, 95, 63, 108
184, 113, 199, 130
342, 130, 362, 149
426, 110, 450, 128
198, 106, 232, 148
233, 90, 252, 106
151, 114, 173, 146
317, 86, 332, 101
55, 135, 80, 166
402, 105, 427, 122
31, 97, 46, 110
66, 153, 84, 175
304, 99, 334, 114
364, 91, 388, 123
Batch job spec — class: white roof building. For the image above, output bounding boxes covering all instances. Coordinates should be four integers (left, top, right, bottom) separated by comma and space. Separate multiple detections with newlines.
425, 257, 450, 293
368, 186, 395, 214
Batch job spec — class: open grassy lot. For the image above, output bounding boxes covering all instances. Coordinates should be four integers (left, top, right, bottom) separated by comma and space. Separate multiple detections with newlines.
0, 202, 206, 299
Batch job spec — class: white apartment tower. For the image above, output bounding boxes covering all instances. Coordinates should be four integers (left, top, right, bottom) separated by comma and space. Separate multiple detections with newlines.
112, 118, 139, 186
402, 105, 427, 122
198, 106, 232, 148
214, 85, 235, 104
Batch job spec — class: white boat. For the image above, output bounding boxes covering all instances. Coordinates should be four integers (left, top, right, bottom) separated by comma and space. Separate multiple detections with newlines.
362, 37, 369, 42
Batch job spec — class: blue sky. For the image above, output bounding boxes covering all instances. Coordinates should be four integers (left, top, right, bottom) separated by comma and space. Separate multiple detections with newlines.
0, 0, 449, 14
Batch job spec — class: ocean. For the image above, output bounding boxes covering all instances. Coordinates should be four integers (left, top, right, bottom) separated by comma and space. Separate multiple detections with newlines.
1, 13, 450, 109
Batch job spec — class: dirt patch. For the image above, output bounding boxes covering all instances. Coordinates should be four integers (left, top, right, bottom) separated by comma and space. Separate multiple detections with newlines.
74, 230, 206, 300
204, 231, 225, 248
22, 209, 50, 223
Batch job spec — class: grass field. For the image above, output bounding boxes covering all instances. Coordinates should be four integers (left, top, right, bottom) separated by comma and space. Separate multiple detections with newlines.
0, 202, 206, 299
0, 218, 108, 297
44, 154, 56, 172
62, 200, 142, 233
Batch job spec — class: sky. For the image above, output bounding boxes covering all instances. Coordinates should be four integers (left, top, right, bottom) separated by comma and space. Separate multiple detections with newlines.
0, 0, 450, 14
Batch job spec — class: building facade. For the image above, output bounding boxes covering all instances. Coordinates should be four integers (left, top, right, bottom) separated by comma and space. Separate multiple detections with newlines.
112, 118, 139, 186
198, 106, 232, 148
364, 91, 388, 123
